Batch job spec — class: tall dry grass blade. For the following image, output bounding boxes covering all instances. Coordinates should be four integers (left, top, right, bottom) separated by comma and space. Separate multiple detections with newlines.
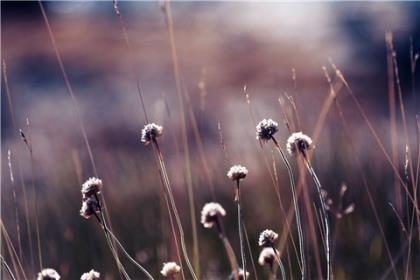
20, 119, 43, 271
2, 59, 35, 273
334, 99, 399, 280
7, 149, 23, 261
385, 33, 403, 217
329, 61, 418, 213
160, 2, 200, 275
112, 0, 149, 123
0, 221, 27, 279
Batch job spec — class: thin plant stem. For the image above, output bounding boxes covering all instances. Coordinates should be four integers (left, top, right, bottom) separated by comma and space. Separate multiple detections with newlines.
302, 157, 330, 280
93, 195, 131, 280
243, 222, 258, 280
236, 179, 247, 278
215, 218, 239, 280
153, 140, 198, 280
271, 246, 286, 280
271, 136, 306, 280
0, 255, 16, 280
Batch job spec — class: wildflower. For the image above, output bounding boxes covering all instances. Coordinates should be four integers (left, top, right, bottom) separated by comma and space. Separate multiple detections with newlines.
200, 202, 226, 228
37, 268, 61, 280
80, 197, 100, 219
286, 132, 313, 156
81, 177, 103, 197
229, 268, 249, 280
258, 247, 279, 266
141, 123, 163, 145
256, 119, 278, 142
258, 229, 279, 247
160, 262, 181, 278
80, 269, 100, 280
227, 165, 248, 181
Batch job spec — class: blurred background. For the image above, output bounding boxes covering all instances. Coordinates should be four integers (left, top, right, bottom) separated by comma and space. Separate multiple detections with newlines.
1, 1, 419, 279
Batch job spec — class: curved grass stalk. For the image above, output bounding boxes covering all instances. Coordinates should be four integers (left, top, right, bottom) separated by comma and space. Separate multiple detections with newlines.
271, 246, 286, 280
153, 141, 198, 280
303, 159, 330, 280
0, 255, 16, 280
271, 137, 306, 280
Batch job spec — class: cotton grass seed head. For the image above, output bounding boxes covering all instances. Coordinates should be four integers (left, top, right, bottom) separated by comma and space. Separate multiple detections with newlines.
258, 247, 280, 266
286, 132, 313, 156
80, 269, 100, 280
200, 202, 226, 228
227, 165, 248, 181
141, 123, 163, 145
37, 268, 61, 280
229, 269, 250, 280
81, 177, 103, 197
258, 229, 279, 247
160, 262, 181, 278
256, 119, 278, 142
80, 197, 100, 219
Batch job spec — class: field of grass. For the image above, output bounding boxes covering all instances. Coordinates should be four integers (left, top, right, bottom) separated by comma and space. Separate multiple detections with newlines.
1, 1, 419, 279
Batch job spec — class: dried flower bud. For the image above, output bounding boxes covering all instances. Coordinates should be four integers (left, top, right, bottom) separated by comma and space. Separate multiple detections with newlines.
256, 119, 278, 142
258, 247, 280, 266
160, 262, 181, 278
258, 229, 279, 247
227, 165, 248, 181
81, 177, 103, 197
141, 123, 163, 145
80, 197, 100, 219
200, 202, 226, 228
37, 268, 61, 280
286, 132, 313, 156
80, 269, 100, 280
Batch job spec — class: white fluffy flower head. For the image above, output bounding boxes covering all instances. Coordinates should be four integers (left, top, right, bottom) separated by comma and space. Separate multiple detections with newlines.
258, 229, 279, 247
286, 132, 313, 156
160, 262, 181, 278
201, 202, 226, 228
141, 123, 163, 145
258, 247, 279, 266
81, 177, 103, 197
256, 119, 279, 142
227, 165, 248, 181
37, 268, 61, 280
80, 269, 100, 280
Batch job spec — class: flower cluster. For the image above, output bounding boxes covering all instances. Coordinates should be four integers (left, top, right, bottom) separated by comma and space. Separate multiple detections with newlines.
141, 123, 163, 145
160, 262, 181, 278
258, 229, 279, 247
227, 165, 248, 181
37, 268, 61, 280
200, 202, 226, 228
286, 132, 313, 156
79, 177, 103, 219
256, 119, 278, 142
80, 269, 100, 280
